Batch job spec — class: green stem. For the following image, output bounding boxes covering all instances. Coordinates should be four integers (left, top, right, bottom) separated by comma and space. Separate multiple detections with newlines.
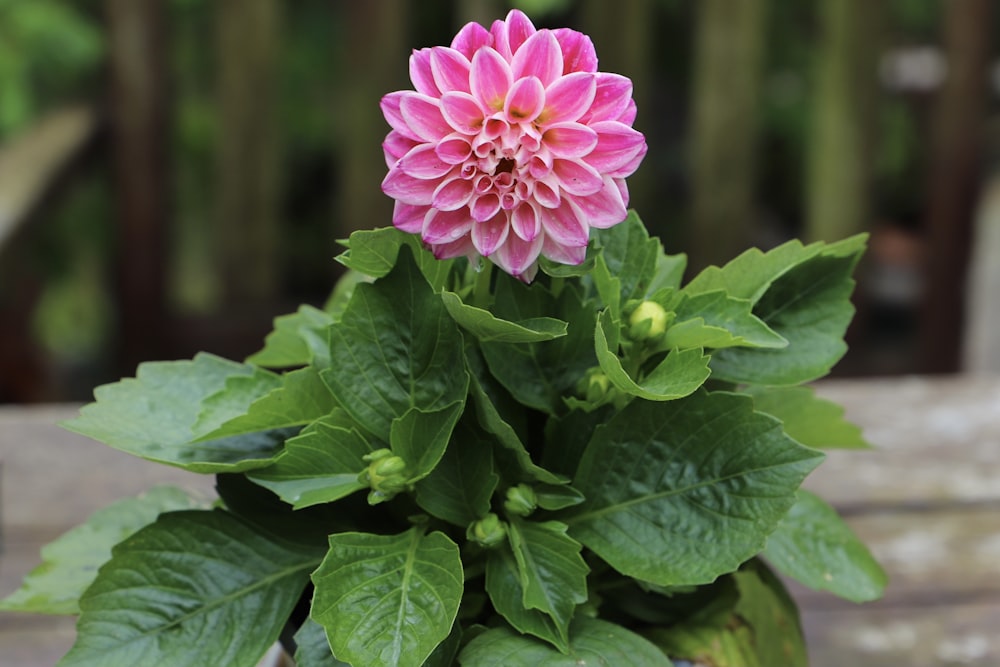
472, 260, 493, 309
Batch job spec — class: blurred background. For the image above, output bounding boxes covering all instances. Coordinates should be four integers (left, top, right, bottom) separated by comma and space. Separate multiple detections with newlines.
1, 0, 999, 403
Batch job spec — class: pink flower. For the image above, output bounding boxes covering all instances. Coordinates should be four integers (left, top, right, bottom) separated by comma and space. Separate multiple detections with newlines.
380, 10, 647, 282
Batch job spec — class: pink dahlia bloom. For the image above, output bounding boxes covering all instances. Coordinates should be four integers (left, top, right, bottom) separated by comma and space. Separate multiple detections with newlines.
380, 9, 647, 282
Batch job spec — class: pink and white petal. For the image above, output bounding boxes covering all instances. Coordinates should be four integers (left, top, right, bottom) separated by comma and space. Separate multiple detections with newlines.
431, 47, 472, 93
542, 234, 588, 265
528, 149, 553, 180
607, 141, 647, 179
393, 202, 429, 233
489, 19, 512, 60
440, 91, 485, 134
409, 49, 440, 96
398, 93, 452, 141
423, 207, 475, 244
618, 98, 637, 125
533, 178, 561, 208
470, 48, 513, 112
510, 30, 563, 86
569, 176, 627, 229
451, 21, 492, 60
552, 28, 597, 74
583, 121, 646, 172
614, 177, 630, 207
504, 76, 545, 123
381, 92, 423, 142
433, 177, 475, 211
382, 167, 438, 205
542, 122, 598, 159
383, 131, 419, 167
431, 234, 477, 261
398, 144, 453, 179
538, 199, 590, 248
511, 201, 541, 241
580, 73, 632, 123
493, 231, 544, 281
435, 133, 473, 164
553, 158, 604, 196
471, 193, 502, 222
540, 72, 597, 125
471, 212, 510, 256
503, 10, 536, 55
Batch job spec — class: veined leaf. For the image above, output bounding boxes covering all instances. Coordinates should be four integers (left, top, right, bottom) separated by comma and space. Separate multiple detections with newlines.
293, 618, 351, 666
336, 226, 455, 291
62, 354, 290, 473
565, 391, 824, 586
311, 528, 463, 667
458, 617, 672, 666
485, 545, 567, 651
732, 561, 809, 667
661, 290, 787, 351
442, 290, 567, 343
0, 486, 199, 615
390, 400, 466, 482
58, 510, 322, 667
745, 385, 869, 448
764, 491, 887, 602
322, 246, 468, 442
246, 304, 334, 368
592, 210, 661, 309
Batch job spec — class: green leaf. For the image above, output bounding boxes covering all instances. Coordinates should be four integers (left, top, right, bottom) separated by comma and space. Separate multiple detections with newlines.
645, 620, 759, 667
647, 250, 688, 295
58, 510, 322, 667
442, 290, 568, 343
458, 617, 672, 666
247, 410, 374, 509
592, 210, 660, 308
414, 414, 499, 526
764, 491, 887, 602
192, 366, 283, 434
661, 290, 788, 350
485, 545, 567, 651
0, 486, 199, 615
391, 400, 466, 481
533, 484, 585, 511
595, 309, 711, 401
481, 280, 597, 414
337, 226, 455, 291
62, 353, 290, 473
732, 561, 809, 667
246, 304, 334, 368
564, 391, 824, 586
745, 385, 869, 448
311, 528, 464, 667
294, 618, 352, 666
322, 246, 468, 441
708, 237, 866, 385
507, 519, 589, 646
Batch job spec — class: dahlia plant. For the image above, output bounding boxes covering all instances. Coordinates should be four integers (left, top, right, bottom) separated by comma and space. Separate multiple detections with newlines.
2, 10, 884, 667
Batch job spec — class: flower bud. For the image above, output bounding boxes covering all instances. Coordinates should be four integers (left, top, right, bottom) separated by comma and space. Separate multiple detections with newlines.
468, 513, 507, 548
628, 300, 669, 342
504, 484, 538, 517
360, 449, 410, 502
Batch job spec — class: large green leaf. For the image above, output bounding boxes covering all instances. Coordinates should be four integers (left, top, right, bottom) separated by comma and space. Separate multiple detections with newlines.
732, 561, 809, 667
764, 491, 887, 602
414, 414, 499, 526
661, 290, 788, 351
591, 210, 660, 310
708, 236, 866, 385
564, 391, 824, 586
58, 510, 322, 667
0, 486, 198, 615
322, 246, 468, 441
745, 385, 869, 448
484, 545, 567, 651
441, 290, 567, 343
337, 226, 455, 291
247, 410, 374, 509
390, 400, 466, 481
62, 353, 290, 473
458, 617, 673, 666
246, 304, 335, 368
311, 528, 464, 667
294, 618, 352, 666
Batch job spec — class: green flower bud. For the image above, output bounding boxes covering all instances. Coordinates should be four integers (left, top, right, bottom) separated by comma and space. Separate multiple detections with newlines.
504, 484, 538, 517
585, 372, 611, 403
468, 513, 507, 548
360, 448, 410, 502
628, 300, 669, 342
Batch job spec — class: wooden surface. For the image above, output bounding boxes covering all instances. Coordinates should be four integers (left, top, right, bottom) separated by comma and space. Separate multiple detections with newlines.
1, 375, 999, 666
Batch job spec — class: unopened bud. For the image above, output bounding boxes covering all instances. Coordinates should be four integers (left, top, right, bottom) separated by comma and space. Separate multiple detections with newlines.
360, 449, 410, 502
468, 513, 507, 548
504, 484, 538, 517
628, 300, 669, 342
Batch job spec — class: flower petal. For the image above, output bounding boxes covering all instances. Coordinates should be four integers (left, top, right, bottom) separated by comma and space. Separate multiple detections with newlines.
583, 121, 646, 172
542, 122, 598, 159
398, 92, 451, 141
533, 178, 561, 208
511, 30, 563, 86
608, 142, 647, 179
542, 234, 588, 265
433, 177, 475, 211
580, 73, 632, 123
393, 202, 429, 233
539, 199, 589, 247
381, 167, 437, 205
471, 211, 510, 256
435, 133, 473, 164
504, 76, 545, 123
540, 72, 596, 125
423, 207, 474, 244
504, 10, 536, 55
553, 158, 604, 196
381, 92, 422, 142
568, 176, 627, 228
470, 48, 513, 111
430, 234, 477, 261
398, 144, 453, 179
511, 201, 541, 241
493, 230, 543, 280
409, 49, 440, 96
451, 21, 492, 59
383, 131, 419, 167
431, 47, 472, 93
471, 193, 502, 222
440, 91, 485, 134
553, 28, 597, 74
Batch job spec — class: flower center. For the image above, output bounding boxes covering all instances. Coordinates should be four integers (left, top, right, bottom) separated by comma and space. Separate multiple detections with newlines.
495, 157, 516, 175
